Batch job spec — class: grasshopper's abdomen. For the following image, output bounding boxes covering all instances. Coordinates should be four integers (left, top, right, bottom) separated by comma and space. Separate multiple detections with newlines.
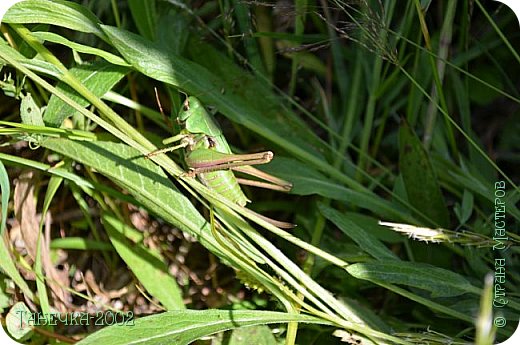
185, 148, 249, 207
199, 170, 249, 207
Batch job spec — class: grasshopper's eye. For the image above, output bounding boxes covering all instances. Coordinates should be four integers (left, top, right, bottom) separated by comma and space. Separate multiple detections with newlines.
183, 98, 190, 111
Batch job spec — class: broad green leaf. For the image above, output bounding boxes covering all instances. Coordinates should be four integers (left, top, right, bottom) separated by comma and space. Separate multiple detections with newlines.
45, 61, 128, 127
76, 309, 328, 345
399, 122, 449, 227
6, 302, 33, 341
102, 213, 185, 310
346, 261, 474, 298
318, 204, 399, 261
263, 157, 414, 223
4, 0, 105, 39
342, 212, 404, 244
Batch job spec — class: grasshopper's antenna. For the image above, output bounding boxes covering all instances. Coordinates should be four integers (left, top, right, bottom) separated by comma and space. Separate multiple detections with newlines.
154, 87, 166, 118
154, 87, 174, 130
179, 90, 188, 99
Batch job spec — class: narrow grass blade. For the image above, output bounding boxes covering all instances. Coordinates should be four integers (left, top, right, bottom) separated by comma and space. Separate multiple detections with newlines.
0, 238, 34, 301
128, 0, 157, 41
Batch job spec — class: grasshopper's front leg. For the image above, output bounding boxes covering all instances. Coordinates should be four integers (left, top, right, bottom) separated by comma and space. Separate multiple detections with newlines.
145, 133, 204, 158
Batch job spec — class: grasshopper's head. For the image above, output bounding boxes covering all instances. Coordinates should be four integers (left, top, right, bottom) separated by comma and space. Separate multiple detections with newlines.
177, 96, 221, 137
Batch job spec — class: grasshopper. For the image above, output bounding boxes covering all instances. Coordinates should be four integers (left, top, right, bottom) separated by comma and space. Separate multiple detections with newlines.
148, 96, 294, 228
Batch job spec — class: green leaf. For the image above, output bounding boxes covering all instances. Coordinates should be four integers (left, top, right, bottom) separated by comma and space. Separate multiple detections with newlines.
399, 122, 449, 227
76, 309, 328, 345
454, 189, 474, 225
227, 325, 277, 345
0, 238, 34, 300
20, 93, 45, 126
4, 0, 105, 39
50, 237, 113, 251
342, 212, 404, 244
44, 61, 128, 127
0, 39, 62, 78
6, 302, 33, 341
31, 32, 129, 67
0, 160, 9, 235
318, 204, 399, 261
0, 164, 32, 301
346, 261, 474, 298
102, 213, 185, 310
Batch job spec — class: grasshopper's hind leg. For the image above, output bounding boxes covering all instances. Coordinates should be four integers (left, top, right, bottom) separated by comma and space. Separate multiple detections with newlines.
233, 165, 292, 192
187, 150, 292, 192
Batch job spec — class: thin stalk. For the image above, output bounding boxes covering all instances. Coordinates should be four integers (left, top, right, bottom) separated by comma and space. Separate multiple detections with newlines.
334, 50, 363, 168
413, 0, 458, 157
288, 0, 308, 97
475, 0, 520, 65
422, 0, 456, 150
110, 0, 122, 28
355, 54, 382, 183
